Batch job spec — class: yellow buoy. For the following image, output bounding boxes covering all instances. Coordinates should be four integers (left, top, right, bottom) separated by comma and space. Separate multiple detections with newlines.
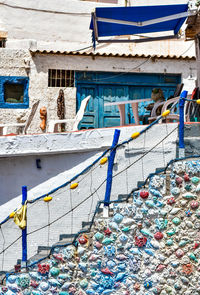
9, 212, 15, 218
196, 99, 200, 105
44, 196, 52, 202
100, 157, 108, 165
131, 132, 140, 139
162, 110, 170, 117
70, 183, 79, 189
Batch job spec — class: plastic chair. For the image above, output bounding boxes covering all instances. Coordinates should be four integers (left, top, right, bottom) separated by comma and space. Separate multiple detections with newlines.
48, 95, 91, 133
0, 101, 39, 135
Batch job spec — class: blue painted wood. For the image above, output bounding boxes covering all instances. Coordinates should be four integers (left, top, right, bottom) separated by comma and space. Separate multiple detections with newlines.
104, 129, 121, 206
76, 71, 181, 129
22, 186, 27, 265
0, 76, 29, 109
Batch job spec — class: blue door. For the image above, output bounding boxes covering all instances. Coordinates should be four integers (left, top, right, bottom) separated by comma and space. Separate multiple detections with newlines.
76, 71, 181, 129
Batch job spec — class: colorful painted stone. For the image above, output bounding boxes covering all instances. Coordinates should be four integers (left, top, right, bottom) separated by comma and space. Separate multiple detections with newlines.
155, 219, 168, 230
156, 264, 166, 272
133, 282, 140, 291
113, 213, 123, 223
190, 201, 199, 209
171, 187, 180, 196
78, 234, 88, 245
140, 191, 149, 199
40, 282, 49, 291
50, 267, 60, 277
183, 192, 196, 199
122, 226, 130, 232
30, 280, 39, 288
191, 176, 200, 184
144, 281, 152, 289
172, 217, 181, 225
166, 239, 173, 246
188, 252, 198, 262
94, 241, 102, 249
140, 229, 153, 238
176, 249, 184, 258
185, 184, 192, 191
80, 279, 88, 289
179, 240, 190, 247
166, 228, 176, 236
182, 264, 193, 275
186, 209, 192, 217
167, 197, 176, 205
94, 232, 104, 241
135, 236, 147, 247
38, 263, 50, 274
101, 268, 114, 276
104, 228, 112, 236
53, 253, 65, 263
17, 275, 30, 289
154, 232, 164, 240
175, 176, 183, 185
102, 237, 114, 245
184, 173, 190, 182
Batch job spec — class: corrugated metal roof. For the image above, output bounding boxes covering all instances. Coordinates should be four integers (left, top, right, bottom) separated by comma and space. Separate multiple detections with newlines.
30, 49, 195, 60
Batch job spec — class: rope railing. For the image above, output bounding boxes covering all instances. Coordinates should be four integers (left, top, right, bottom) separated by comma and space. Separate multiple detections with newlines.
0, 89, 194, 280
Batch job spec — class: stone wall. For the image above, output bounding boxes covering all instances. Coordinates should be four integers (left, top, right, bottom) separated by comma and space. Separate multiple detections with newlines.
3, 158, 200, 295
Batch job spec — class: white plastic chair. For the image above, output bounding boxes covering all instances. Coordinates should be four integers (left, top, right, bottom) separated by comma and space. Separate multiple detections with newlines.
48, 95, 91, 133
0, 101, 39, 135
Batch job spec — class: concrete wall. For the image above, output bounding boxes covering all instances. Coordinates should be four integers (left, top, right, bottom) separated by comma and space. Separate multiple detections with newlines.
0, 48, 196, 134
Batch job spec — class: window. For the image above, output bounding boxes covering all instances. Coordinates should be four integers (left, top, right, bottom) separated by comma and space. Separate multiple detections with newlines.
0, 38, 6, 48
4, 84, 24, 103
0, 76, 29, 109
48, 69, 75, 87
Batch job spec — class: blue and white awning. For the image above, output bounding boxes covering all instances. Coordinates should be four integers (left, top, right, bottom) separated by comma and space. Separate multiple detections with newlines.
90, 4, 195, 47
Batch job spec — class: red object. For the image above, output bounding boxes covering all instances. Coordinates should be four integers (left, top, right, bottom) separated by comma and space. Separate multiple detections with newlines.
30, 280, 39, 288
78, 234, 88, 244
104, 228, 112, 236
154, 232, 164, 240
191, 201, 199, 209
184, 173, 190, 182
167, 197, 175, 205
38, 263, 50, 274
53, 253, 65, 263
193, 242, 200, 249
135, 236, 147, 247
176, 176, 183, 185
101, 267, 114, 276
14, 264, 21, 273
140, 191, 149, 199
1, 287, 8, 293
156, 264, 166, 272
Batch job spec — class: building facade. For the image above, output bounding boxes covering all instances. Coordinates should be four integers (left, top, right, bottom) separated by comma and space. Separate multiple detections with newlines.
0, 0, 197, 133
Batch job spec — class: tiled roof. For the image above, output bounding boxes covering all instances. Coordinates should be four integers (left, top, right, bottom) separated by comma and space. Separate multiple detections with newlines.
30, 50, 195, 60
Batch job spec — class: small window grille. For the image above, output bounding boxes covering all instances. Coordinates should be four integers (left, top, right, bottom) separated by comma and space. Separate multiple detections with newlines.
48, 69, 75, 87
0, 39, 6, 48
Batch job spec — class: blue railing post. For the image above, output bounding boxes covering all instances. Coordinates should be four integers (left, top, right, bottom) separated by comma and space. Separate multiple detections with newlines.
104, 129, 121, 210
21, 186, 27, 268
179, 90, 188, 158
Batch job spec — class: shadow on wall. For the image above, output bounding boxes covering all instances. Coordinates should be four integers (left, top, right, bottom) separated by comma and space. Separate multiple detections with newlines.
0, 150, 98, 206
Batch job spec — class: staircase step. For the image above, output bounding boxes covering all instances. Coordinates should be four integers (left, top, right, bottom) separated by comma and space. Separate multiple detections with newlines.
137, 181, 146, 188
155, 167, 166, 174
59, 234, 76, 241
118, 194, 129, 201
82, 221, 92, 229
37, 246, 51, 254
